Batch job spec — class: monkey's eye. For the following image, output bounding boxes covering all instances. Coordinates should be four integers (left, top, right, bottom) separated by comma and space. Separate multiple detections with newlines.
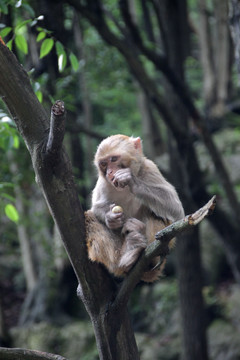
110, 156, 119, 162
99, 161, 107, 169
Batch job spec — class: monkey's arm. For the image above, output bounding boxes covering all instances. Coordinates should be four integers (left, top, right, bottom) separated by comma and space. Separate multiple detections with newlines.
132, 180, 184, 221
113, 160, 184, 222
91, 179, 125, 228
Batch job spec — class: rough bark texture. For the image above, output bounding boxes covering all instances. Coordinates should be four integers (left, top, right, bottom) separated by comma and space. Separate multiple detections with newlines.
198, 0, 216, 108
229, 0, 240, 84
177, 229, 209, 360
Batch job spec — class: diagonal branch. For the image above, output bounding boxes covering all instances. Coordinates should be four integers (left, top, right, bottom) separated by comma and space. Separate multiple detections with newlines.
112, 196, 216, 310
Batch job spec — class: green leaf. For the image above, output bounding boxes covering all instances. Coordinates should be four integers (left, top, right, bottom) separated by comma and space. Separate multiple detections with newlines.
37, 27, 52, 35
15, 34, 28, 54
36, 90, 43, 103
36, 31, 46, 42
13, 135, 19, 149
58, 52, 67, 72
69, 52, 79, 72
6, 39, 13, 50
5, 204, 19, 223
40, 38, 54, 58
15, 19, 32, 32
0, 26, 12, 37
55, 41, 64, 56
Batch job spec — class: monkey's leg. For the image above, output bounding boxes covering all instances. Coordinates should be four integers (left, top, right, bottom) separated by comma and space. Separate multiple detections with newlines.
85, 210, 122, 275
118, 218, 147, 273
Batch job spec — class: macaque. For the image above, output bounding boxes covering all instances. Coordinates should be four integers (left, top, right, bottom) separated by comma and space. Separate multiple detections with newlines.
85, 135, 184, 282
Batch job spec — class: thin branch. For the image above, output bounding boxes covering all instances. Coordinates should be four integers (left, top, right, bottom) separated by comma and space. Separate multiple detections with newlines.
0, 347, 67, 360
103, 6, 128, 37
112, 196, 216, 310
119, 0, 143, 45
67, 122, 104, 140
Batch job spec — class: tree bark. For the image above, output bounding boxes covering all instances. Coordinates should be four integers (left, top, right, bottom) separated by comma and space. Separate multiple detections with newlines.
177, 230, 209, 360
214, 0, 231, 108
198, 0, 216, 109
229, 0, 240, 85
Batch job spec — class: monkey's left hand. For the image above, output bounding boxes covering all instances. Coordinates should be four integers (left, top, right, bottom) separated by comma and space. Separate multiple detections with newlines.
113, 168, 132, 189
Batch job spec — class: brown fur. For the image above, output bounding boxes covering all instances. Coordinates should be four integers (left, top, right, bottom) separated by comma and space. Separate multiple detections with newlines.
85, 210, 171, 282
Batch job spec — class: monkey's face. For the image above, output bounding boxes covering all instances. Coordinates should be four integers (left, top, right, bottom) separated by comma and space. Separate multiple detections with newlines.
98, 155, 130, 190
99, 155, 121, 181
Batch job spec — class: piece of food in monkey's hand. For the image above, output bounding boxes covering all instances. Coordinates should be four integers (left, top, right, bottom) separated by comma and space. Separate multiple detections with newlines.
112, 205, 123, 214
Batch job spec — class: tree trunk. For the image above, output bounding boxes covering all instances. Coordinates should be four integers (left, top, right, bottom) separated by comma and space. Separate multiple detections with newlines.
177, 230, 209, 360
156, 1, 209, 359
198, 0, 216, 109
214, 0, 231, 108
229, 0, 240, 85
86, 305, 140, 360
129, 0, 164, 158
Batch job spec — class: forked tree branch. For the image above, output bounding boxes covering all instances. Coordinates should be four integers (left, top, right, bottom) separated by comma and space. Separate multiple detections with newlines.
0, 347, 67, 360
112, 196, 216, 311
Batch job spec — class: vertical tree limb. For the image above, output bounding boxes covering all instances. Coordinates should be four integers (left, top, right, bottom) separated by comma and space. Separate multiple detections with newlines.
46, 100, 66, 158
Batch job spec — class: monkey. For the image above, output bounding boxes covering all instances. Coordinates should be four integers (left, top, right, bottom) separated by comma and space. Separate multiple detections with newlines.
85, 134, 184, 282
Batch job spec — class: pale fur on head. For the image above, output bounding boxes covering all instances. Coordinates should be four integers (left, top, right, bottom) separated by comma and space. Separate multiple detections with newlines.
94, 134, 144, 176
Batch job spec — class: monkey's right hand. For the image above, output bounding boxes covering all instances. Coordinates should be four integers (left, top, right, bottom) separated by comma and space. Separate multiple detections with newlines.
105, 204, 125, 229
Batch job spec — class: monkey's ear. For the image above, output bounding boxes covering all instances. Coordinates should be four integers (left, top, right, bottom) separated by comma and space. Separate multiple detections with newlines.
133, 137, 142, 151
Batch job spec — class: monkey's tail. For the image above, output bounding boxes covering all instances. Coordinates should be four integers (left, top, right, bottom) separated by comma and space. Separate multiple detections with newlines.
141, 257, 166, 283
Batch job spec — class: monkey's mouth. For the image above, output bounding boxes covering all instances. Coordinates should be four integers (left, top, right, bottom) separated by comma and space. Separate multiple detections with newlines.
112, 180, 128, 191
